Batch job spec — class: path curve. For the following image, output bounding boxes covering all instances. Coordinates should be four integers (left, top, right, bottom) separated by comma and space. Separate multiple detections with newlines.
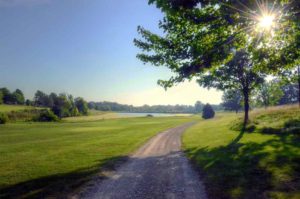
80, 122, 207, 199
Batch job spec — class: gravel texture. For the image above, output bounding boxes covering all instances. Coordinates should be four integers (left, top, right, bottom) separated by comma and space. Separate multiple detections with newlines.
80, 122, 207, 199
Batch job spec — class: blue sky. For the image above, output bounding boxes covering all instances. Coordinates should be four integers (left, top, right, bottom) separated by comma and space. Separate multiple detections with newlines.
0, 0, 222, 105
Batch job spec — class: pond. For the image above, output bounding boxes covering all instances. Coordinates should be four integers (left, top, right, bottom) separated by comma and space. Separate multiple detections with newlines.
116, 112, 192, 117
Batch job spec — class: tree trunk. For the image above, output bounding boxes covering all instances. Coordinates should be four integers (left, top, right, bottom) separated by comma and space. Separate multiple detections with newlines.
298, 66, 300, 108
243, 89, 250, 127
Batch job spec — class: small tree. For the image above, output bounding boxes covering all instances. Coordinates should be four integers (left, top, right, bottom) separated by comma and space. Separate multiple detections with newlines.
194, 101, 203, 113
34, 90, 47, 107
279, 67, 300, 107
75, 97, 88, 115
0, 113, 8, 124
88, 102, 96, 110
0, 88, 15, 104
13, 89, 25, 105
202, 104, 215, 119
279, 83, 298, 105
51, 94, 72, 118
255, 80, 283, 108
0, 90, 3, 104
222, 89, 242, 113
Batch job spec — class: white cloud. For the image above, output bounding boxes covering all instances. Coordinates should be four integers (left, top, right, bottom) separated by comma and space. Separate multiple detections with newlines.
115, 80, 223, 106
0, 0, 50, 7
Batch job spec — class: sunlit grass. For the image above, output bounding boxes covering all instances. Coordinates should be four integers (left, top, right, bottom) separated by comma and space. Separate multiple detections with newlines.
0, 104, 41, 113
0, 116, 198, 198
183, 105, 300, 199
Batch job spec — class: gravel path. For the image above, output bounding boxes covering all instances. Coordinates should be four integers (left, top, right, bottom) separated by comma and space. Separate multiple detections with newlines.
80, 122, 207, 199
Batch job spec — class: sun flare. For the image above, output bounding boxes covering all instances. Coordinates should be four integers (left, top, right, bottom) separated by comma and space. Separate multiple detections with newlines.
257, 15, 275, 31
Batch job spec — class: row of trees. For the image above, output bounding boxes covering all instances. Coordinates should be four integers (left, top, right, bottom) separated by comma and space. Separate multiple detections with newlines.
33, 90, 88, 118
222, 80, 299, 112
88, 100, 222, 113
0, 87, 88, 118
135, 0, 300, 126
1, 87, 222, 115
0, 88, 25, 105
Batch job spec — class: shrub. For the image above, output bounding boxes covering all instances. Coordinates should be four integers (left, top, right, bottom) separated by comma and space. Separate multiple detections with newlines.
202, 104, 215, 119
284, 119, 300, 135
284, 119, 300, 128
0, 113, 9, 124
261, 127, 280, 134
146, 114, 154, 117
7, 109, 42, 122
33, 110, 59, 122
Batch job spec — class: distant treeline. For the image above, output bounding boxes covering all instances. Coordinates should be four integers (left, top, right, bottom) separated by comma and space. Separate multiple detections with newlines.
0, 88, 88, 118
87, 101, 223, 113
0, 87, 223, 116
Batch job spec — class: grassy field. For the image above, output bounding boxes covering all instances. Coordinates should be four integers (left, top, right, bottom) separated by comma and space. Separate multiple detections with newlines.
0, 104, 39, 113
0, 116, 198, 198
183, 105, 300, 199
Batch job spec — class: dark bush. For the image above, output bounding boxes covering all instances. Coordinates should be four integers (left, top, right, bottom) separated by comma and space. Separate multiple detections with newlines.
261, 127, 280, 134
33, 110, 59, 122
0, 113, 9, 124
202, 104, 215, 119
284, 119, 300, 135
284, 119, 300, 128
146, 114, 154, 117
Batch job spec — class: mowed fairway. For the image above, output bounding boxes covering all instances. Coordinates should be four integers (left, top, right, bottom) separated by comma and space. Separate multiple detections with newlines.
0, 116, 198, 198
183, 106, 300, 199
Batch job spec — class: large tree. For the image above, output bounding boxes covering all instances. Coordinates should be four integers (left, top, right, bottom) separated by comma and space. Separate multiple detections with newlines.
134, 0, 293, 125
198, 50, 265, 124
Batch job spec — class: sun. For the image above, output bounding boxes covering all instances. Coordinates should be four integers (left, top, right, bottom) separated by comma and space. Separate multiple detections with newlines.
257, 14, 275, 31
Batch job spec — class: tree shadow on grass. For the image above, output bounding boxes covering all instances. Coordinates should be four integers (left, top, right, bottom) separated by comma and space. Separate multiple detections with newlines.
0, 156, 128, 199
185, 132, 300, 199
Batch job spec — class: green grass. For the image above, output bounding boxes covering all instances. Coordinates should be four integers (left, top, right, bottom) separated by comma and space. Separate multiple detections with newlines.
0, 116, 198, 198
183, 105, 300, 199
0, 104, 39, 113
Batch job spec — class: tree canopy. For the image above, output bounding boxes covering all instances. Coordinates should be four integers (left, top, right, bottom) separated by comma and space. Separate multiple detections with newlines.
0, 88, 25, 105
135, 0, 300, 124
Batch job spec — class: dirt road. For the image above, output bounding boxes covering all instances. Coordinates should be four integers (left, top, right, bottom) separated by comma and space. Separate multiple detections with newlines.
80, 122, 207, 199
